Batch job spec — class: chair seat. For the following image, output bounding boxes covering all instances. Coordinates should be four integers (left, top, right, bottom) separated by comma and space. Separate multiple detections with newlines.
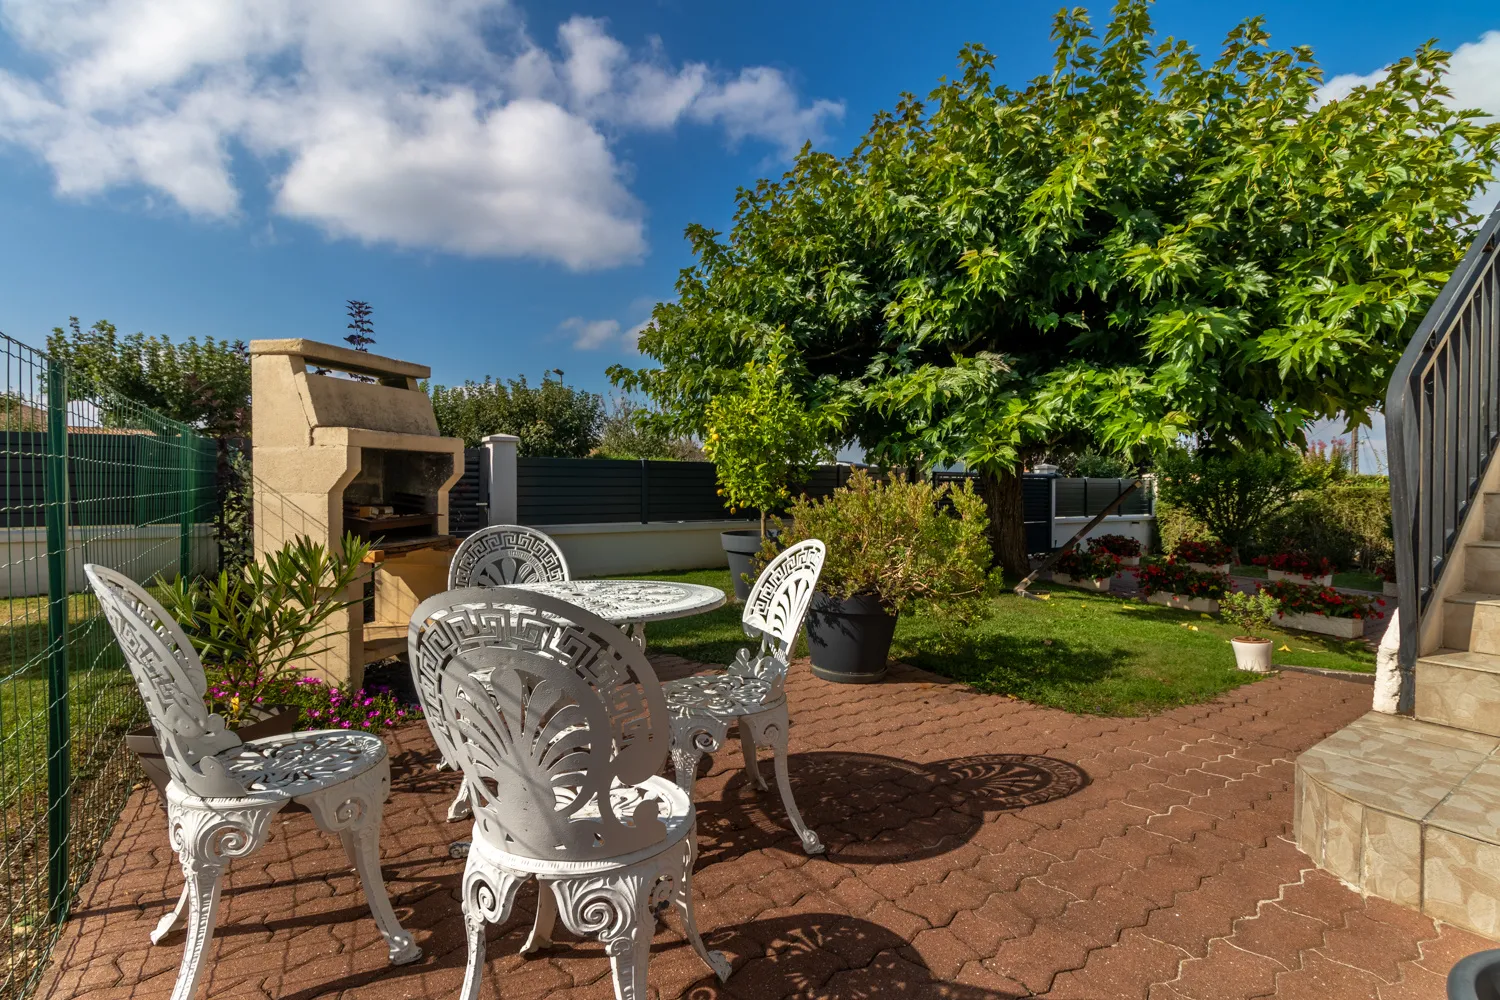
663, 672, 778, 719
215, 729, 386, 798
469, 775, 695, 876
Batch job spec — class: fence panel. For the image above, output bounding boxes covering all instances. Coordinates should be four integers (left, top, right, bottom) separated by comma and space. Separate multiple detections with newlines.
0, 332, 217, 1000
1052, 477, 1154, 518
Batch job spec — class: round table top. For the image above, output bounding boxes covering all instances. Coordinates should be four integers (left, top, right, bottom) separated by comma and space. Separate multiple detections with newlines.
505, 579, 727, 624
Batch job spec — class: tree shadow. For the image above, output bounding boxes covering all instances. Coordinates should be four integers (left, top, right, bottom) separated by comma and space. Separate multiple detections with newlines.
697, 751, 1087, 865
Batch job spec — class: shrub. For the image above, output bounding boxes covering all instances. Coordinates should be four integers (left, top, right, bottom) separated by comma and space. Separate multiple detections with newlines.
206, 675, 421, 733
1156, 448, 1324, 562
1260, 579, 1385, 619
595, 397, 703, 460
428, 374, 603, 454
1255, 480, 1392, 571
1053, 547, 1122, 581
1153, 498, 1206, 554
1089, 534, 1141, 558
1262, 551, 1335, 578
1135, 560, 1231, 599
1220, 591, 1281, 639
1173, 538, 1233, 566
770, 469, 992, 615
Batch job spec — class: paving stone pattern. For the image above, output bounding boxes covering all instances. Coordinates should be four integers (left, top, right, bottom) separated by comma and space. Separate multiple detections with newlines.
40, 661, 1486, 1000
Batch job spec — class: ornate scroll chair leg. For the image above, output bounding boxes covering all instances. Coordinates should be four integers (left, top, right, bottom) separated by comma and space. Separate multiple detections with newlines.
554, 869, 655, 1000
520, 880, 559, 955
673, 829, 731, 982
150, 882, 190, 945
624, 621, 647, 651
745, 705, 825, 855
301, 765, 422, 966
739, 724, 768, 793
459, 854, 526, 1000
164, 791, 282, 1000
447, 777, 473, 822
669, 715, 727, 797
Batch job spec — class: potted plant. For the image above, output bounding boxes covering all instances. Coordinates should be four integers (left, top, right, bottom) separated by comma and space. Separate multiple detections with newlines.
770, 470, 991, 683
1172, 538, 1234, 574
1260, 577, 1385, 639
1219, 590, 1281, 673
1089, 534, 1143, 567
128, 533, 375, 800
1051, 547, 1122, 591
1135, 558, 1231, 613
702, 349, 836, 599
1263, 551, 1335, 586
1374, 560, 1399, 598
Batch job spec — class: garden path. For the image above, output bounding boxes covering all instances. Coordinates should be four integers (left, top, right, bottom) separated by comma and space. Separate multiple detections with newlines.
40, 659, 1474, 1000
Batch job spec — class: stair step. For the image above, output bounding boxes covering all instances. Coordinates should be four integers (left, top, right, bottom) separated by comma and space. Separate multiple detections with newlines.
1297, 712, 1500, 937
1486, 492, 1500, 542
1467, 540, 1500, 593
1442, 593, 1500, 654
1416, 649, 1500, 735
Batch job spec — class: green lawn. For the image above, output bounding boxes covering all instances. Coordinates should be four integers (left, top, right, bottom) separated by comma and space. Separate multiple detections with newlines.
1231, 564, 1386, 592
630, 568, 1376, 718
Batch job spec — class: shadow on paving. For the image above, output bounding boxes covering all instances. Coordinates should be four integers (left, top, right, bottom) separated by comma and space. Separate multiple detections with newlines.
697, 751, 1088, 865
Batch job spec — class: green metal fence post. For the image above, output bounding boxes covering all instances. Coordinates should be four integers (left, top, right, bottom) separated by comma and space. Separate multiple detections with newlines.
44, 361, 70, 925
179, 433, 195, 577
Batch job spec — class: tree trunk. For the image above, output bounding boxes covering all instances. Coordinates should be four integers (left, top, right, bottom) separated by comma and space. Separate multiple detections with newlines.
979, 467, 1030, 580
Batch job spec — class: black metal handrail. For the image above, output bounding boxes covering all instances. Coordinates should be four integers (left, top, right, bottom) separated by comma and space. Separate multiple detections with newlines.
1387, 205, 1500, 711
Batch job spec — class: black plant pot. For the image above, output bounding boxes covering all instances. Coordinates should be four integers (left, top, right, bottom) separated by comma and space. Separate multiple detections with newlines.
127, 704, 302, 810
805, 591, 898, 684
1448, 948, 1500, 999
721, 529, 765, 601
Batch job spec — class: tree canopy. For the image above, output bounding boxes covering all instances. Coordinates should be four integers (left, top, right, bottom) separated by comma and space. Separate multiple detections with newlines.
427, 374, 603, 455
611, 0, 1500, 573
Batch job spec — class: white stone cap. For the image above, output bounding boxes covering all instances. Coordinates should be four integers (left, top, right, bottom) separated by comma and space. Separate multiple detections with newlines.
482, 434, 522, 444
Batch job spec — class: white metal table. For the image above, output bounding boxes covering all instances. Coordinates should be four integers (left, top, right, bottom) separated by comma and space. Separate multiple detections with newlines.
505, 579, 727, 644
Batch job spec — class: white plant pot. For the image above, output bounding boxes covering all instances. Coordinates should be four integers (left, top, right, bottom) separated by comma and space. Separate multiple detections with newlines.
1053, 573, 1111, 592
1277, 611, 1365, 639
1145, 592, 1220, 614
1231, 637, 1273, 673
1383, 581, 1399, 598
1116, 555, 1141, 567
1267, 568, 1334, 587
1188, 562, 1232, 575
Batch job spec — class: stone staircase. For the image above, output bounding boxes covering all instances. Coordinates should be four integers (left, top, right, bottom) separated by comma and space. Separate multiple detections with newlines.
1297, 491, 1500, 938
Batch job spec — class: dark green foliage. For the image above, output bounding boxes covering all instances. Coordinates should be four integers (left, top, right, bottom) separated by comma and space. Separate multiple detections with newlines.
595, 399, 703, 460
1156, 448, 1323, 561
427, 374, 603, 454
1258, 478, 1392, 571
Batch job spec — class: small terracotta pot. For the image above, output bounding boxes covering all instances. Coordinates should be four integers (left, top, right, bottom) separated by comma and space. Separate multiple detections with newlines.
1231, 637, 1273, 673
127, 704, 302, 809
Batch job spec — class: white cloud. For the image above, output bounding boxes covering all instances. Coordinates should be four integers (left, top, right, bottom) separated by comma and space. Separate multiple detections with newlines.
0, 2, 841, 269
559, 316, 623, 350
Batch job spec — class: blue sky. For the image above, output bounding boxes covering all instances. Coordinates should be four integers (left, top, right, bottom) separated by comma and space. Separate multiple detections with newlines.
0, 0, 1495, 426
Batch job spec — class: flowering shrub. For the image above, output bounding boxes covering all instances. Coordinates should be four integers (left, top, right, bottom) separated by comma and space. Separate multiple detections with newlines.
1263, 551, 1335, 578
1054, 547, 1122, 580
1172, 539, 1233, 566
1373, 560, 1397, 583
1259, 579, 1385, 619
1135, 560, 1230, 599
206, 674, 421, 732
1088, 534, 1142, 558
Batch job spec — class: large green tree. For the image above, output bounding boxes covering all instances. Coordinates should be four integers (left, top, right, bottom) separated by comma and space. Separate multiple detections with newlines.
611, 1, 1500, 577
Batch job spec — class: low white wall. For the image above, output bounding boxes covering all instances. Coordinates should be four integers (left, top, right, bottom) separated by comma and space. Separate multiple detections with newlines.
532, 520, 750, 577
0, 524, 217, 597
1052, 515, 1154, 551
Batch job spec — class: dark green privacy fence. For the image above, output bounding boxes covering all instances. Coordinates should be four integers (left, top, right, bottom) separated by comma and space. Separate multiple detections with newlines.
0, 332, 217, 999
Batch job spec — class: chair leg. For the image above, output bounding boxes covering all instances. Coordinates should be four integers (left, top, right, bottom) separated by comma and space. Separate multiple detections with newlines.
303, 764, 422, 965
553, 870, 655, 1000
150, 881, 190, 945
745, 705, 825, 855
520, 880, 558, 955
459, 854, 526, 1000
668, 715, 727, 797
447, 777, 473, 822
739, 725, 768, 792
162, 789, 281, 1000
672, 830, 731, 982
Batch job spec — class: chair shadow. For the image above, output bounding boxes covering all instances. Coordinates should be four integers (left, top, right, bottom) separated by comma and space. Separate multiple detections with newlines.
697, 751, 1088, 865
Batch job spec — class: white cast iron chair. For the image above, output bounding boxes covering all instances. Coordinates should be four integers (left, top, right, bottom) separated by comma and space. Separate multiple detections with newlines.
84, 564, 421, 1000
664, 539, 827, 855
447, 523, 570, 588
437, 524, 571, 824
408, 587, 732, 1000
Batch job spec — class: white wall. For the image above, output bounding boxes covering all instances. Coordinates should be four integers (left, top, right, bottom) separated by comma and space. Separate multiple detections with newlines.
532, 520, 746, 577
0, 525, 217, 597
1051, 515, 1155, 551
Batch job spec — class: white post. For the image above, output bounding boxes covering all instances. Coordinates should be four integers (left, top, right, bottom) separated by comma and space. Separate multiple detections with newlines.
483, 434, 519, 525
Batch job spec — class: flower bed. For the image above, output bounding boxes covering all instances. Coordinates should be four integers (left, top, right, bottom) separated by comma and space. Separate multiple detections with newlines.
1136, 559, 1229, 614
1053, 573, 1112, 592
1146, 592, 1221, 613
209, 675, 421, 733
1172, 539, 1232, 574
1258, 551, 1335, 586
1053, 547, 1122, 587
1089, 534, 1142, 566
1375, 560, 1400, 597
1258, 579, 1384, 637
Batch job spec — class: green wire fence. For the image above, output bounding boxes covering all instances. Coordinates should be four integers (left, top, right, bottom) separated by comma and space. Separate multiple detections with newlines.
0, 332, 217, 999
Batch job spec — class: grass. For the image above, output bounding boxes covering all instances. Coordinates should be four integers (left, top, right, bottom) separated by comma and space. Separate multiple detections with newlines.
1230, 564, 1386, 592
629, 568, 1376, 718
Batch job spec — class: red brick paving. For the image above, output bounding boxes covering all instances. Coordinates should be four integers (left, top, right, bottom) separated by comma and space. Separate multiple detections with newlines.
38, 660, 1487, 999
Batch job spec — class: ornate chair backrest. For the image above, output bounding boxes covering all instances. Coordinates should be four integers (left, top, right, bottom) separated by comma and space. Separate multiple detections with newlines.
409, 587, 672, 862
83, 564, 248, 799
732, 539, 825, 696
448, 525, 570, 589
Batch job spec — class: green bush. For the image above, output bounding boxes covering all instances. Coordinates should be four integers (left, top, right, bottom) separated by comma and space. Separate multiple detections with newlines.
1152, 497, 1205, 555
1255, 478, 1392, 571
427, 374, 603, 454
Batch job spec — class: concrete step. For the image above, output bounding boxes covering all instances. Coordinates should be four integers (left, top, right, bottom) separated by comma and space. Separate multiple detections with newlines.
1415, 649, 1500, 736
1467, 540, 1500, 594
1296, 712, 1500, 938
1443, 591, 1500, 654
1485, 491, 1500, 542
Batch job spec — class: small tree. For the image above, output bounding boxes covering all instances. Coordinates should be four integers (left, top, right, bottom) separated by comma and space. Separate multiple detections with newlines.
1220, 590, 1281, 640
702, 349, 837, 537
427, 374, 604, 454
1155, 448, 1323, 563
596, 397, 703, 460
